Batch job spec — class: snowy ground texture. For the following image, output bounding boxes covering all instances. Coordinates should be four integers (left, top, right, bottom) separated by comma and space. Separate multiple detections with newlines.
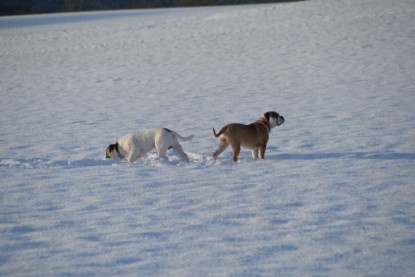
1, 0, 415, 276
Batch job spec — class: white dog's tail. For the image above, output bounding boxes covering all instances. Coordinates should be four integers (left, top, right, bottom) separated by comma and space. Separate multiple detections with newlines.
164, 128, 194, 141
174, 132, 194, 141
173, 132, 194, 141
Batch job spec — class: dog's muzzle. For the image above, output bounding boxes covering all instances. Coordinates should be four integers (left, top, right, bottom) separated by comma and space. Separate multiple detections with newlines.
277, 116, 285, 126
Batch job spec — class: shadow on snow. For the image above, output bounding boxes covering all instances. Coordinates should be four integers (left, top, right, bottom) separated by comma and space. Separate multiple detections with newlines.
267, 152, 415, 160
1, 152, 414, 169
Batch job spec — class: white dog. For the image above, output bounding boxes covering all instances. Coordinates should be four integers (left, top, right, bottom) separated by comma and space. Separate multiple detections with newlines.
106, 128, 194, 162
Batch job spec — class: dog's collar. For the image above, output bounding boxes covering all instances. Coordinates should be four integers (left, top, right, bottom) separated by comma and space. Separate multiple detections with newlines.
114, 142, 122, 157
115, 143, 126, 159
256, 118, 271, 133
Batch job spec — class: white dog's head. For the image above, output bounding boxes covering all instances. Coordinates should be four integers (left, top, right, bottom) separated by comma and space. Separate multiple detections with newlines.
264, 111, 285, 128
105, 143, 121, 160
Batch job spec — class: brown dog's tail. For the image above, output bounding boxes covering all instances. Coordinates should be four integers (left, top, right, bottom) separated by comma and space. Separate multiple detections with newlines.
212, 127, 226, 138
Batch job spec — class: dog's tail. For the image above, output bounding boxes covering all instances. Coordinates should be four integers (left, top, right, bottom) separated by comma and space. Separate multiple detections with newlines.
173, 132, 194, 141
212, 127, 226, 138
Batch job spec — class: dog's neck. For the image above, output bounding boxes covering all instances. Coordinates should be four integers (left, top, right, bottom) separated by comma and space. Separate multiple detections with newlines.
256, 117, 271, 133
114, 142, 124, 158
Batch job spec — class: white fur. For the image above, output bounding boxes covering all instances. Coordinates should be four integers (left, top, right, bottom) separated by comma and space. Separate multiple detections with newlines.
268, 115, 285, 128
107, 128, 194, 162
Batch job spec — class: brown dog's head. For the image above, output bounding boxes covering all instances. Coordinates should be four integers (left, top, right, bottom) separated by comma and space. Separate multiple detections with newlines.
264, 111, 285, 128
105, 143, 120, 159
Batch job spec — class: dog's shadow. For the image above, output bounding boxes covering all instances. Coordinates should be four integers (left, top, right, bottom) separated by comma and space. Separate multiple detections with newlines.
3, 151, 414, 170
266, 151, 415, 161
0, 158, 115, 169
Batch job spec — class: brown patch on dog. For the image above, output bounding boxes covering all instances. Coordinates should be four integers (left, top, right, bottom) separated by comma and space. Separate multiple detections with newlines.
105, 143, 119, 159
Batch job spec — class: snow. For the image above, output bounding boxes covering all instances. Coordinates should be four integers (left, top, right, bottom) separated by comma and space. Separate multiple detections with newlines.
1, 0, 415, 275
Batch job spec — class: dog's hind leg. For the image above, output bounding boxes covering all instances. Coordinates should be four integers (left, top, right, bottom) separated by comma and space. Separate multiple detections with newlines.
212, 138, 228, 160
155, 145, 169, 160
172, 143, 190, 162
231, 143, 241, 162
252, 149, 259, 159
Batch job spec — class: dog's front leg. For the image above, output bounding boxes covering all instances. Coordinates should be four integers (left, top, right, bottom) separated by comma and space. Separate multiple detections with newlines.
259, 145, 266, 159
127, 154, 136, 163
127, 149, 140, 163
252, 149, 259, 159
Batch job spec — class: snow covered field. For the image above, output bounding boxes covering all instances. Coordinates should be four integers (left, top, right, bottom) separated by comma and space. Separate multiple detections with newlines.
1, 0, 415, 275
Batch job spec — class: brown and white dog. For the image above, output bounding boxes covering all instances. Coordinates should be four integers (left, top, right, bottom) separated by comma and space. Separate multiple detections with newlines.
106, 128, 194, 162
212, 111, 284, 162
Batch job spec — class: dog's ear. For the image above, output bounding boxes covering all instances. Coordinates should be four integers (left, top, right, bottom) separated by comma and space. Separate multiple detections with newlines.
264, 112, 270, 121
106, 144, 115, 156
110, 143, 119, 152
